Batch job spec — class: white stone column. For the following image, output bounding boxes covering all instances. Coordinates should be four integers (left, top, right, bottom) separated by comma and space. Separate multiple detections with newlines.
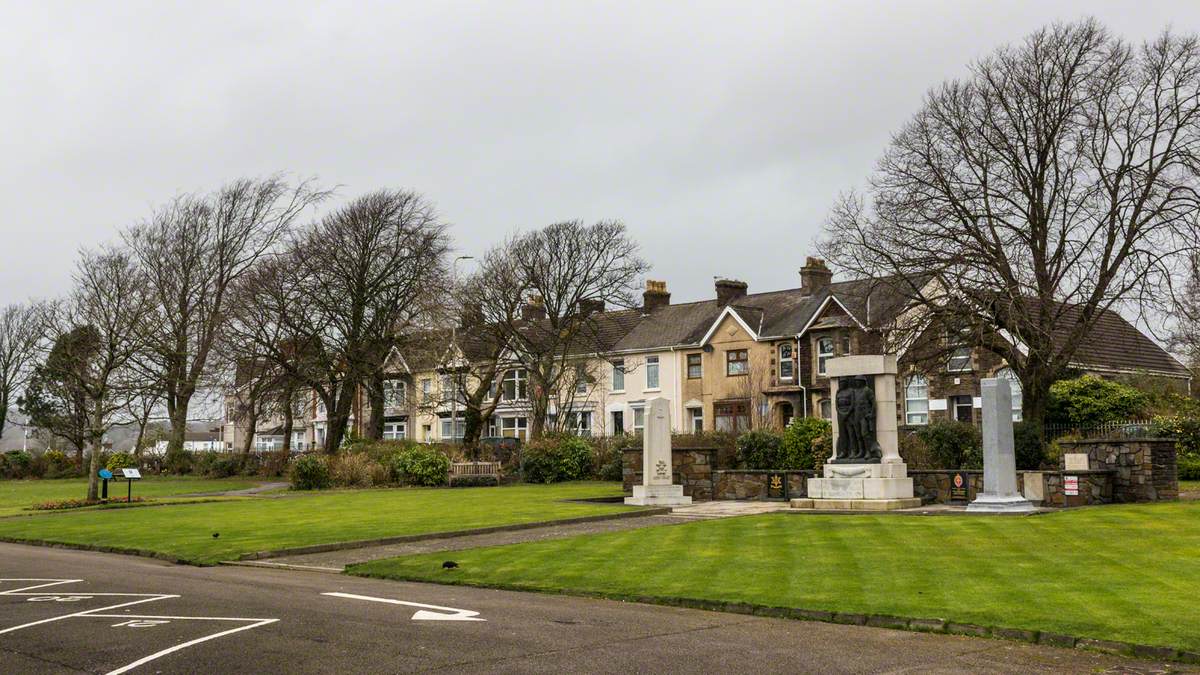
626, 397, 691, 506
968, 378, 1035, 513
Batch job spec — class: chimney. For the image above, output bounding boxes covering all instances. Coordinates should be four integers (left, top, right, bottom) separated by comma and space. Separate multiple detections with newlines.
521, 295, 546, 321
715, 278, 748, 306
800, 257, 833, 294
642, 280, 670, 312
577, 298, 605, 316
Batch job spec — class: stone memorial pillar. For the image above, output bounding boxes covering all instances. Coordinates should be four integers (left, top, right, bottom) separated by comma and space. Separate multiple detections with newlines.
625, 397, 692, 506
797, 355, 920, 511
967, 377, 1035, 513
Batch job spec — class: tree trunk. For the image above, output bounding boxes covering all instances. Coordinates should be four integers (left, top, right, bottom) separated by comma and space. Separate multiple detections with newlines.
0, 393, 8, 443
366, 372, 384, 440
281, 401, 294, 452
133, 421, 148, 468
324, 383, 356, 453
165, 391, 192, 456
86, 404, 104, 502
241, 413, 258, 456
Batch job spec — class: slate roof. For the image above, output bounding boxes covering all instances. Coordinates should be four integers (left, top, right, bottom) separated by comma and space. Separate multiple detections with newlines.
1033, 301, 1190, 377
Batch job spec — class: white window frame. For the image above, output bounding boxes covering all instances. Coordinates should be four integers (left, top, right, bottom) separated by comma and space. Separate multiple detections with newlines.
611, 359, 625, 392
818, 398, 831, 420
778, 343, 795, 381
689, 407, 703, 432
645, 356, 660, 390
503, 369, 527, 401
686, 353, 702, 379
816, 337, 835, 375
566, 411, 593, 437
440, 416, 465, 441
500, 416, 528, 441
631, 406, 645, 433
905, 375, 929, 425
421, 378, 432, 401
383, 380, 406, 408
383, 421, 407, 440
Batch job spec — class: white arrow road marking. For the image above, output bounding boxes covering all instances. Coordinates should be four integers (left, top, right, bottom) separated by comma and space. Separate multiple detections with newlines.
322, 592, 486, 622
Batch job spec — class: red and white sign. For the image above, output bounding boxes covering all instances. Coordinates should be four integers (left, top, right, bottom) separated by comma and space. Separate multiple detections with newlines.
1063, 475, 1079, 496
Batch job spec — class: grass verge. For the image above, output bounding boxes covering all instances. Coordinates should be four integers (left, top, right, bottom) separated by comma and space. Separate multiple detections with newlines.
0, 477, 257, 517
0, 481, 630, 564
349, 501, 1200, 652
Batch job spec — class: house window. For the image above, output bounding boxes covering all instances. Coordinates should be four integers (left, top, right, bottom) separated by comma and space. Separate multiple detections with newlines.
317, 399, 327, 415
726, 349, 749, 376
566, 411, 592, 437
612, 410, 624, 435
714, 401, 750, 432
383, 380, 406, 408
632, 406, 645, 433
951, 395, 974, 423
439, 374, 453, 399
816, 337, 834, 375
686, 353, 702, 379
315, 424, 327, 447
500, 416, 528, 441
946, 330, 972, 372
689, 407, 703, 432
778, 343, 795, 380
611, 360, 625, 391
421, 378, 432, 401
905, 375, 929, 425
645, 356, 660, 389
818, 398, 831, 420
841, 335, 851, 355
574, 365, 589, 395
502, 369, 527, 401
996, 368, 1023, 421
440, 416, 465, 441
383, 421, 406, 440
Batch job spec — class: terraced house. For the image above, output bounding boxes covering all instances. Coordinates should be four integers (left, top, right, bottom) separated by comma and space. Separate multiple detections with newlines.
225, 258, 1191, 449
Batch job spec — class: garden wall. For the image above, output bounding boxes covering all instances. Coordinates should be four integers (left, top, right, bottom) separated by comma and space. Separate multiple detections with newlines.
1056, 438, 1179, 503
712, 470, 816, 500
622, 448, 724, 500
910, 470, 1112, 507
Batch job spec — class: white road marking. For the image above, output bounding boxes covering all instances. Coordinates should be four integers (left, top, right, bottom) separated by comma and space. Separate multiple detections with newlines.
0, 579, 84, 594
322, 591, 486, 622
104, 618, 279, 675
0, 595, 176, 635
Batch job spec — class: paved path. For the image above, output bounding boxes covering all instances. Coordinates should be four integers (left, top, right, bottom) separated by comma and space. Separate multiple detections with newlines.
175, 481, 291, 498
0, 543, 1178, 674
258, 514, 691, 570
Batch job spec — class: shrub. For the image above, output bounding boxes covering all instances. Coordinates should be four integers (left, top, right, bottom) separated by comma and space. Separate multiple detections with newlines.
521, 435, 592, 483
916, 420, 982, 469
899, 432, 934, 469
1150, 415, 1200, 459
290, 453, 332, 490
393, 446, 451, 486
671, 431, 738, 449
735, 429, 784, 470
780, 418, 832, 471
1012, 421, 1046, 470
164, 448, 193, 475
1047, 375, 1149, 427
1, 450, 33, 478
331, 452, 388, 488
43, 450, 77, 478
1179, 456, 1200, 481
106, 452, 137, 471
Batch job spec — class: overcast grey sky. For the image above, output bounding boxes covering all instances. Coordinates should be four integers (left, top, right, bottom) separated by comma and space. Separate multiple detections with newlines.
2, 1, 1198, 307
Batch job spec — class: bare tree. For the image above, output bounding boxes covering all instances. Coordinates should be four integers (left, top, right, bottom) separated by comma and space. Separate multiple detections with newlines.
471, 220, 649, 439
1171, 253, 1200, 383
58, 249, 154, 500
126, 176, 327, 458
820, 19, 1200, 431
227, 189, 450, 452
0, 302, 45, 437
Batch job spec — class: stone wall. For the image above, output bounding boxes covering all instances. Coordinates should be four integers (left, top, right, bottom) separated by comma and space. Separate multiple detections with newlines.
909, 469, 1113, 506
712, 470, 816, 500
622, 448, 720, 500
1058, 438, 1179, 503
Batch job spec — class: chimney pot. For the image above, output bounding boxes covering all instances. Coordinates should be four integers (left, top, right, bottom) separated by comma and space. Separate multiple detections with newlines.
643, 280, 671, 312
521, 295, 547, 321
715, 278, 748, 306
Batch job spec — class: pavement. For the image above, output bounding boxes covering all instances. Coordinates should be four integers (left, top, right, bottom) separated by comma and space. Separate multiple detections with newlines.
0, 542, 1185, 674
173, 481, 291, 498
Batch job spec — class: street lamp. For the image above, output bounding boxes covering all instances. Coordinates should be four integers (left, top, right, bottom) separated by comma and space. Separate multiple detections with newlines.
450, 255, 474, 445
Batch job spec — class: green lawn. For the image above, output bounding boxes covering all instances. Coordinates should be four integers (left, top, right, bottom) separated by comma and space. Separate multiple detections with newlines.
0, 477, 257, 517
350, 502, 1200, 652
0, 482, 629, 564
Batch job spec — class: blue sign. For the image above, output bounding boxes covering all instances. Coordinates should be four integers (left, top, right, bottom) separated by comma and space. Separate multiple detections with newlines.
98, 469, 113, 480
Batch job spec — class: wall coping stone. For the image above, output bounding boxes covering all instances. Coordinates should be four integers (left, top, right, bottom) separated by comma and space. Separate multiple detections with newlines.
1057, 437, 1176, 444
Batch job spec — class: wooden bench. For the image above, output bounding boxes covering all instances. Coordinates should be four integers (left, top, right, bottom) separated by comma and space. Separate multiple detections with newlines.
449, 461, 501, 486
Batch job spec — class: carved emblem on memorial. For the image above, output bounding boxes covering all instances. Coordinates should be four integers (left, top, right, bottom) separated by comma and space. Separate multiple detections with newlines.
832, 376, 882, 464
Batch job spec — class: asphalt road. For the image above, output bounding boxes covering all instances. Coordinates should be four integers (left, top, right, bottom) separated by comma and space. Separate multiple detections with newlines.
0, 543, 1178, 674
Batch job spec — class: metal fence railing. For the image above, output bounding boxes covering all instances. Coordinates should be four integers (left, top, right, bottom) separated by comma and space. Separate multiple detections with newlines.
1043, 420, 1161, 441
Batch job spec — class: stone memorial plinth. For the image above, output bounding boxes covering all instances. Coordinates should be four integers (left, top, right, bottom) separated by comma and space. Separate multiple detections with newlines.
795, 355, 920, 511
625, 397, 692, 506
967, 377, 1035, 513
